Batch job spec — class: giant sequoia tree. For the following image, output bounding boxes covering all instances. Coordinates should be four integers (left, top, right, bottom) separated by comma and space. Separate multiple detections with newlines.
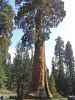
15, 0, 66, 98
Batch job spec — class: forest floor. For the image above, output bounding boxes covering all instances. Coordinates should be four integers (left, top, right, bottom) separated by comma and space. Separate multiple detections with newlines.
23, 98, 67, 100
0, 90, 68, 100
51, 98, 67, 100
0, 89, 16, 96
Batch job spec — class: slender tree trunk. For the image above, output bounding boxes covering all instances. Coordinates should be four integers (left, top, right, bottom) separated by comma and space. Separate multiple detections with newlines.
16, 79, 21, 100
16, 77, 24, 100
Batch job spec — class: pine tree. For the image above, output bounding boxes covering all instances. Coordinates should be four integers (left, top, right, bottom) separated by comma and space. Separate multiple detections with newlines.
65, 41, 75, 95
49, 57, 61, 97
15, 0, 66, 98
13, 42, 32, 100
54, 36, 65, 95
54, 36, 64, 76
0, 0, 14, 88
65, 41, 74, 79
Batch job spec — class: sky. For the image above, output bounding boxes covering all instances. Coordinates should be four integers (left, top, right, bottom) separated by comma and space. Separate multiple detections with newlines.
8, 0, 75, 73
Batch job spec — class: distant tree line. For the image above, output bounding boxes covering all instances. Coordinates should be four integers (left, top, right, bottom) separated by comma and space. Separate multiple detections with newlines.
50, 36, 75, 97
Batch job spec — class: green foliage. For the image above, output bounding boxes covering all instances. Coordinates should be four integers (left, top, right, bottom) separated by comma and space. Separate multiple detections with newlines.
32, 0, 43, 7
52, 36, 65, 96
0, 65, 8, 88
17, 4, 32, 19
65, 41, 75, 95
15, 0, 65, 48
65, 41, 74, 71
0, 38, 10, 89
49, 74, 61, 98
54, 37, 65, 91
52, 36, 75, 96
13, 43, 32, 94
0, 2, 14, 34
0, 0, 14, 90
55, 36, 64, 58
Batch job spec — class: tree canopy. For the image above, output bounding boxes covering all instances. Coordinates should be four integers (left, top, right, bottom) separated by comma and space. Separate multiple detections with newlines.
0, 0, 14, 36
15, 0, 66, 48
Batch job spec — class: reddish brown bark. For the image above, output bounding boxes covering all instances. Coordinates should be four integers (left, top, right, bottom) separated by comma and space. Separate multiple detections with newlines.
32, 40, 45, 92
31, 9, 52, 97
32, 38, 52, 97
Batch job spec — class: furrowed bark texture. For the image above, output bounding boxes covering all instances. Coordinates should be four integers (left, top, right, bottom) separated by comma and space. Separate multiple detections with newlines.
32, 9, 52, 97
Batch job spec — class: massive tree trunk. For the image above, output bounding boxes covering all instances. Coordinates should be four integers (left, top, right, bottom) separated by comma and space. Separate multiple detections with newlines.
31, 9, 52, 98
32, 39, 45, 92
32, 37, 52, 98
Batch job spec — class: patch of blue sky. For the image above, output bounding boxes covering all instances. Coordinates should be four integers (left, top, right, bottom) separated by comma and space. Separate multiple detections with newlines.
8, 0, 24, 48
8, 0, 15, 9
11, 29, 24, 48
